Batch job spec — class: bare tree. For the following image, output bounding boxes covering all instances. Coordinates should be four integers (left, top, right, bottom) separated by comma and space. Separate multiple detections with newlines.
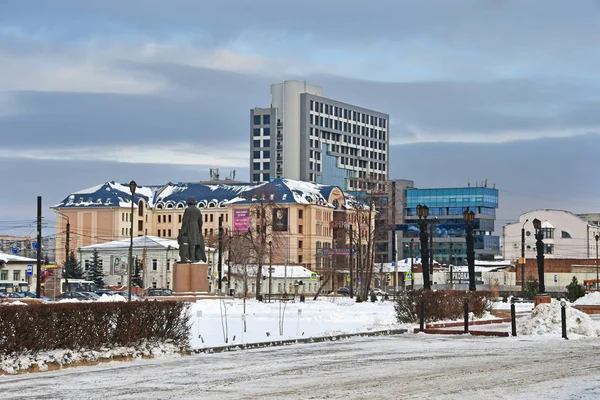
240, 186, 284, 300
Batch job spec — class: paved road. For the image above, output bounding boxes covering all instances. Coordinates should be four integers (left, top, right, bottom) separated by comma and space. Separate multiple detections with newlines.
2, 334, 600, 399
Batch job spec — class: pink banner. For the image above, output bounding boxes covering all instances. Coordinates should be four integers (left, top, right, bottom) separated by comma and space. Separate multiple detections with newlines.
233, 209, 250, 232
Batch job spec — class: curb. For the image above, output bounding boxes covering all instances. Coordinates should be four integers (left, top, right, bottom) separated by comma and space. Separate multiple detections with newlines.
415, 328, 509, 337
189, 328, 408, 354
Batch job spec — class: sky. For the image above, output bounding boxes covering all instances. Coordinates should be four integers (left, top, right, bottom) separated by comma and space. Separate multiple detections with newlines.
1, 0, 599, 236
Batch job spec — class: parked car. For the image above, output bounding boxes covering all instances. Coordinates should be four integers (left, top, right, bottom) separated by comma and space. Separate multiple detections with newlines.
147, 288, 172, 297
19, 291, 50, 301
80, 292, 101, 300
336, 287, 350, 296
95, 289, 116, 296
370, 288, 387, 296
115, 291, 140, 300
0, 292, 7, 299
56, 291, 89, 300
7, 292, 25, 298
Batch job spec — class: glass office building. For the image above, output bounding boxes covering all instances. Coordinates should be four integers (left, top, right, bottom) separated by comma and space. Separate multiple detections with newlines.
397, 187, 499, 264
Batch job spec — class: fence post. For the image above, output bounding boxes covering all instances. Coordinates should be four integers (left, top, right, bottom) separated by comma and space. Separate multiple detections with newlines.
463, 297, 469, 334
419, 295, 425, 333
511, 297, 517, 337
561, 301, 568, 340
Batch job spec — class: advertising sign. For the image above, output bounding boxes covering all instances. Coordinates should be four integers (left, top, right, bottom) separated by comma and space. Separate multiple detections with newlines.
233, 208, 250, 232
272, 208, 289, 232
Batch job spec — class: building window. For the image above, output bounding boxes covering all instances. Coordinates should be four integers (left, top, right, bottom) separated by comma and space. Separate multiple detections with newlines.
253, 140, 260, 148
263, 150, 270, 158
167, 261, 171, 271
138, 220, 143, 231
263, 172, 270, 181
157, 230, 161, 237
541, 228, 554, 239
168, 229, 172, 236
298, 240, 303, 249
0, 270, 7, 280
179, 215, 182, 223
253, 128, 260, 136
210, 214, 214, 223
264, 128, 270, 136
544, 244, 554, 254
561, 231, 572, 238
253, 173, 260, 182
138, 200, 144, 216
253, 115, 261, 125
298, 209, 303, 219
168, 215, 172, 223
13, 271, 20, 281
263, 162, 270, 170
253, 162, 260, 170
298, 225, 303, 234
263, 115, 270, 125
152, 259, 158, 271
298, 255, 303, 263
253, 151, 260, 159
263, 139, 270, 147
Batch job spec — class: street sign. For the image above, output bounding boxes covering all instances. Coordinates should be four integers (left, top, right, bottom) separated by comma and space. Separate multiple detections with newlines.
346, 274, 350, 282
26, 264, 33, 276
554, 274, 558, 283
32, 242, 38, 249
310, 272, 318, 281
405, 272, 413, 280
391, 261, 395, 266
12, 247, 18, 255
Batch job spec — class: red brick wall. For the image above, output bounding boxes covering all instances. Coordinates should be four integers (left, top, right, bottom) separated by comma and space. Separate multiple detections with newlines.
510, 258, 598, 280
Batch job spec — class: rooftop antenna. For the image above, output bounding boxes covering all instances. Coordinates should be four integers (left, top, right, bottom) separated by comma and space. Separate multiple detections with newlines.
468, 178, 470, 188
209, 168, 220, 181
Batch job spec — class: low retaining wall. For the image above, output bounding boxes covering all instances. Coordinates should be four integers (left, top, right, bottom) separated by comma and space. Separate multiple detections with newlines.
573, 305, 600, 314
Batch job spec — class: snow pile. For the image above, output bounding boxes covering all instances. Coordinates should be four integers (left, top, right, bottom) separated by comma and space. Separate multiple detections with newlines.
573, 292, 600, 305
517, 300, 600, 336
97, 294, 127, 302
0, 342, 182, 375
0, 300, 27, 306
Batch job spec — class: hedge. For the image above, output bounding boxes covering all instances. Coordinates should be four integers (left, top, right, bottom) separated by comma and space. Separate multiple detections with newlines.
394, 289, 493, 323
0, 301, 190, 356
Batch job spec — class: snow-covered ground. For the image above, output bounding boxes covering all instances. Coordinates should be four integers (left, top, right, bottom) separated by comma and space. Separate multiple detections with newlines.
3, 293, 600, 378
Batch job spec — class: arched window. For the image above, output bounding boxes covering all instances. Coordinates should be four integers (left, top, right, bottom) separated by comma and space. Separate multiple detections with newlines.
138, 200, 144, 216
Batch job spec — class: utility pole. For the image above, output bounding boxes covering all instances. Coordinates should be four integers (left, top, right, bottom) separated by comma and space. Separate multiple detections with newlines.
218, 215, 223, 294
409, 239, 414, 291
349, 224, 354, 298
36, 196, 42, 298
65, 217, 70, 287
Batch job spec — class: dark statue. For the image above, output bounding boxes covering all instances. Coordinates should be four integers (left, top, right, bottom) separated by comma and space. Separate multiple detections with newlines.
178, 196, 207, 263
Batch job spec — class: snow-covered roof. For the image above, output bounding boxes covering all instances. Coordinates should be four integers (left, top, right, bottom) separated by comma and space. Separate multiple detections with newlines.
55, 178, 346, 210
541, 221, 555, 229
80, 236, 218, 253
54, 181, 158, 209
226, 178, 342, 207
224, 264, 318, 279
0, 251, 37, 263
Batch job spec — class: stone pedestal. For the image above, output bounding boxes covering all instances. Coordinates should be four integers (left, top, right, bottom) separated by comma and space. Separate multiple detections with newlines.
173, 262, 208, 295
534, 294, 551, 308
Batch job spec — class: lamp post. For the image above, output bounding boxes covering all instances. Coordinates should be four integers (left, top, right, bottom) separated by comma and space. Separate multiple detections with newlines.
532, 218, 545, 294
416, 204, 431, 290
268, 240, 273, 302
463, 208, 476, 291
448, 237, 454, 290
521, 219, 529, 296
127, 180, 137, 302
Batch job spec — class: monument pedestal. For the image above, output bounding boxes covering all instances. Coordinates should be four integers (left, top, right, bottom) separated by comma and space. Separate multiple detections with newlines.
173, 262, 209, 295
534, 293, 551, 308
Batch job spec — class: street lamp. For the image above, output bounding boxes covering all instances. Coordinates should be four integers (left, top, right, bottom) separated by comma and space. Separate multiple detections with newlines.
532, 218, 545, 294
416, 204, 431, 290
463, 208, 476, 291
128, 180, 137, 302
521, 219, 529, 296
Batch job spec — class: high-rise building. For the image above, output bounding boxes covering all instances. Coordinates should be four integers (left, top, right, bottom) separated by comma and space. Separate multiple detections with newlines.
250, 81, 389, 192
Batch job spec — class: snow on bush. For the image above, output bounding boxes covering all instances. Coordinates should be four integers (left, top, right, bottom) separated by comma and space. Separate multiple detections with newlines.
572, 292, 600, 305
0, 342, 181, 374
517, 300, 600, 336
97, 294, 127, 302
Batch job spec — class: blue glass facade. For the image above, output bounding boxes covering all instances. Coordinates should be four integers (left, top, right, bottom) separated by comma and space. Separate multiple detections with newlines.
401, 186, 500, 262
315, 144, 353, 189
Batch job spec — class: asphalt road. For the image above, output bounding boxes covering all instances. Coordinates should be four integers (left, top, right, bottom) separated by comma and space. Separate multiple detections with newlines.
2, 334, 600, 400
